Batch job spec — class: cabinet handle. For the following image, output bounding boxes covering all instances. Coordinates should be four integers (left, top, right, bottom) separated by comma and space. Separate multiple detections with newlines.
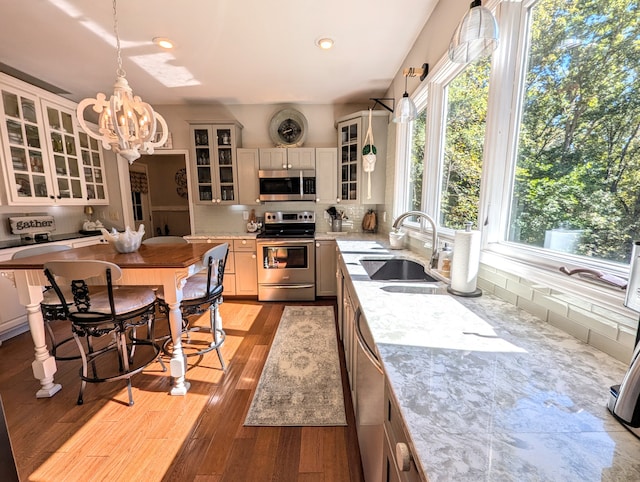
251, 254, 256, 259
395, 443, 412, 472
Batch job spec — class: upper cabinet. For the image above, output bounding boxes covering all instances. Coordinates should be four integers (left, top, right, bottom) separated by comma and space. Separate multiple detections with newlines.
336, 110, 388, 204
190, 122, 243, 204
0, 73, 108, 206
259, 147, 315, 170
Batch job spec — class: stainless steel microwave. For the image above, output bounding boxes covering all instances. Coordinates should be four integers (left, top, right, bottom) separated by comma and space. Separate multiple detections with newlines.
258, 170, 316, 202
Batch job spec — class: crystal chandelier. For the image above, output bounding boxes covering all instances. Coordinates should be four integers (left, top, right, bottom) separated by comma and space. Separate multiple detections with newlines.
76, 0, 168, 164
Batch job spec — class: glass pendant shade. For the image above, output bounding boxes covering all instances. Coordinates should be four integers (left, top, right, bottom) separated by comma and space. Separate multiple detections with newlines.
76, 0, 168, 164
393, 93, 417, 123
448, 0, 499, 64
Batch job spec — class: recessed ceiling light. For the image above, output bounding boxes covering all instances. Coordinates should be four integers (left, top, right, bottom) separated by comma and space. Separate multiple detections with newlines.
316, 38, 334, 50
153, 37, 175, 49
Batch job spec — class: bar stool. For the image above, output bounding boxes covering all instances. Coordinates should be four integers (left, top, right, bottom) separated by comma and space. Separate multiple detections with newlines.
157, 243, 229, 370
44, 260, 165, 406
12, 244, 78, 360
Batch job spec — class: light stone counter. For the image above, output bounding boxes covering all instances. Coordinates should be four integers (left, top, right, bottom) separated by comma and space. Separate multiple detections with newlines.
184, 233, 258, 240
337, 239, 640, 482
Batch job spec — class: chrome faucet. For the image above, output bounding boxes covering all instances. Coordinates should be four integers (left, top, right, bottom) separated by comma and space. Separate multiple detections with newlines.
391, 211, 439, 268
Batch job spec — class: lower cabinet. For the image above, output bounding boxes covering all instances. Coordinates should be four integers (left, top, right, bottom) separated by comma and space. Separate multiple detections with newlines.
0, 235, 104, 343
383, 380, 423, 482
233, 238, 257, 296
315, 240, 337, 297
187, 237, 257, 297
339, 261, 385, 482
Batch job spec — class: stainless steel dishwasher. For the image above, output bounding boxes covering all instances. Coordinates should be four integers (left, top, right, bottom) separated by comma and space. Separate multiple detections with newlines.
354, 307, 384, 482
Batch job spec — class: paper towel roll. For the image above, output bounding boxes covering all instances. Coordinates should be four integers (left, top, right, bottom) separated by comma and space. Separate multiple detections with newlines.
450, 229, 481, 294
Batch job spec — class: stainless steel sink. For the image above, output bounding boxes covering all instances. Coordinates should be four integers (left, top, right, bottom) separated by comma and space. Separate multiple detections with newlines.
359, 258, 438, 282
380, 285, 442, 294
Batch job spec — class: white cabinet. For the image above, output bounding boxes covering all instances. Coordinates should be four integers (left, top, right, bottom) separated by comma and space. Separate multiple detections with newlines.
383, 380, 423, 482
234, 238, 257, 296
186, 237, 258, 297
0, 236, 104, 342
315, 147, 338, 203
78, 130, 108, 203
190, 123, 243, 204
0, 73, 107, 206
259, 147, 315, 170
236, 148, 260, 205
315, 240, 337, 297
336, 110, 388, 204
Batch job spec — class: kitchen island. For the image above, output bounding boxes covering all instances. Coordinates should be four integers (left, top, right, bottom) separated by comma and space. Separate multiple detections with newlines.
337, 239, 640, 481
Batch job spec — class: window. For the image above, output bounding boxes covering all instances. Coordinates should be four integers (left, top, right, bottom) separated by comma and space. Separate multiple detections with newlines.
507, 0, 640, 264
396, 0, 638, 276
131, 191, 143, 222
440, 57, 491, 230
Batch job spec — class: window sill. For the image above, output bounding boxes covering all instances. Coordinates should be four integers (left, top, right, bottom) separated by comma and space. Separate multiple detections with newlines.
480, 248, 635, 322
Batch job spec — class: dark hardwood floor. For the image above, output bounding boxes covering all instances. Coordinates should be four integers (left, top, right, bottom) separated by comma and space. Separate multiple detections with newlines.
0, 299, 364, 481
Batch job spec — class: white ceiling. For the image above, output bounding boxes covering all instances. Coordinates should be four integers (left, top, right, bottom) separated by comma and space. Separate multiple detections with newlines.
0, 0, 439, 106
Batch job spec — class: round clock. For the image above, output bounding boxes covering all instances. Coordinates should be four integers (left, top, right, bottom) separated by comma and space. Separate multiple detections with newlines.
269, 108, 308, 147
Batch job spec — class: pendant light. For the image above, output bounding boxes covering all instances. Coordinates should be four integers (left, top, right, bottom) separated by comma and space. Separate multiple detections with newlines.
76, 0, 168, 164
448, 0, 499, 64
393, 64, 428, 124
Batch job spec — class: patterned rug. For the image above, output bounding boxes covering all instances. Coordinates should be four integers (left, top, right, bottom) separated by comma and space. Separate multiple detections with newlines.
244, 305, 347, 426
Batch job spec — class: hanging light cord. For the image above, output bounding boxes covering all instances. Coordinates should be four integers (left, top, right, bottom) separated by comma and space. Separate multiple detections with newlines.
112, 0, 125, 78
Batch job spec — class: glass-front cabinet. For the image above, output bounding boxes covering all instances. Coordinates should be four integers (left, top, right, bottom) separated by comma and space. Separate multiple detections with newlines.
0, 73, 107, 205
335, 110, 388, 204
190, 122, 242, 204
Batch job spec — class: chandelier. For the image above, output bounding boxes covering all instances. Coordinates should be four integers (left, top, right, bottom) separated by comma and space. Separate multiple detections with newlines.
76, 0, 168, 164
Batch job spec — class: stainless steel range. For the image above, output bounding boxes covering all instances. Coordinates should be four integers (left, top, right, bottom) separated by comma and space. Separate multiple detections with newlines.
256, 211, 316, 301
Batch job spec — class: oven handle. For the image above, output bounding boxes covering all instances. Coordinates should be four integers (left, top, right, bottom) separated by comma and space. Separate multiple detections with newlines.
257, 239, 315, 247
300, 170, 303, 198
263, 284, 315, 289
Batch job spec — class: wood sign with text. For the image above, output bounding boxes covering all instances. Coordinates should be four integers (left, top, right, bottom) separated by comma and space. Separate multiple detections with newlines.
9, 216, 56, 235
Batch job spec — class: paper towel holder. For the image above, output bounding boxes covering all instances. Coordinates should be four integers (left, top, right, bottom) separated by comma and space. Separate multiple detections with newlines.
447, 285, 482, 297
447, 221, 483, 297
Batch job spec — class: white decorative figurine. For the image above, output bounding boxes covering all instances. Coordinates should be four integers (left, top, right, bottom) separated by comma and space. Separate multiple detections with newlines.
100, 224, 145, 253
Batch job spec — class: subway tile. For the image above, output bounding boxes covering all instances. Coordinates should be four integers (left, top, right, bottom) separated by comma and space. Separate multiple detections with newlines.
532, 290, 569, 317
568, 306, 618, 339
495, 268, 521, 284
494, 285, 518, 305
516, 296, 548, 322
618, 325, 637, 347
548, 312, 589, 342
591, 304, 637, 327
588, 331, 634, 364
478, 270, 508, 289
476, 278, 495, 295
505, 278, 534, 300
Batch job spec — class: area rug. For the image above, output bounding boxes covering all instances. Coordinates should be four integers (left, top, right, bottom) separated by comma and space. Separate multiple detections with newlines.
244, 305, 347, 426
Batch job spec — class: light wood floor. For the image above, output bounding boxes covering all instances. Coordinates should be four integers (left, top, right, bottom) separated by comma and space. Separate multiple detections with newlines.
0, 299, 364, 482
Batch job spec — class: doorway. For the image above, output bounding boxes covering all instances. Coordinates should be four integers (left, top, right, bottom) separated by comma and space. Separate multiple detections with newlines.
126, 151, 192, 238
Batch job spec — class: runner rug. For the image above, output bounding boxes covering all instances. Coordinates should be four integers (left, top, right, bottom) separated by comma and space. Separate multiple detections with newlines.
244, 305, 347, 426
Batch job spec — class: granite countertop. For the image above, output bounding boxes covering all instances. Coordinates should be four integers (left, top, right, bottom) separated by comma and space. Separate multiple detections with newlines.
185, 233, 258, 240
336, 239, 640, 482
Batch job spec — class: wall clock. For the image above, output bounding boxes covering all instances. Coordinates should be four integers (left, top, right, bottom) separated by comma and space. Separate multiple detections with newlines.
268, 108, 308, 147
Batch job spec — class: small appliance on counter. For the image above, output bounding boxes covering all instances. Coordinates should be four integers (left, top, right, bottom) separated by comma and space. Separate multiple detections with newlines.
608, 240, 640, 438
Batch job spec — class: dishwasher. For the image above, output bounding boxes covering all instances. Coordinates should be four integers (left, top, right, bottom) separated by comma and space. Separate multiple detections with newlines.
354, 307, 385, 482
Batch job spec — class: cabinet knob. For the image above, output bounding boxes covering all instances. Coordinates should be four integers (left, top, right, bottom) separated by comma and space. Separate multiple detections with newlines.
282, 164, 287, 169
216, 199, 221, 203
252, 254, 256, 259
316, 198, 320, 202
242, 239, 247, 245
287, 164, 292, 169
255, 198, 260, 204
336, 198, 340, 203
316, 242, 320, 248
395, 443, 412, 472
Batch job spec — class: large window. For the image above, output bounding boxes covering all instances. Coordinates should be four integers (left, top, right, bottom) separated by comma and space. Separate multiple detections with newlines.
397, 0, 639, 274
440, 57, 491, 230
508, 0, 640, 263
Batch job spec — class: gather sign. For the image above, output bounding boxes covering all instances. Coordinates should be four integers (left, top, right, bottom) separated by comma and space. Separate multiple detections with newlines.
9, 216, 56, 235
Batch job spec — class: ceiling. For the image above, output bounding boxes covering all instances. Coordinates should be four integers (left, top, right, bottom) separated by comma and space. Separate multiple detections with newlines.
0, 0, 439, 107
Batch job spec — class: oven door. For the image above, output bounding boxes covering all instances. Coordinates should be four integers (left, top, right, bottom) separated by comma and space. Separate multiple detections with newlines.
257, 239, 316, 301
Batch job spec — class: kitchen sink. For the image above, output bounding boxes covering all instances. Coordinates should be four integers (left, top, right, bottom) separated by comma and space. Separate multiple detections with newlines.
359, 258, 438, 282
380, 285, 441, 294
